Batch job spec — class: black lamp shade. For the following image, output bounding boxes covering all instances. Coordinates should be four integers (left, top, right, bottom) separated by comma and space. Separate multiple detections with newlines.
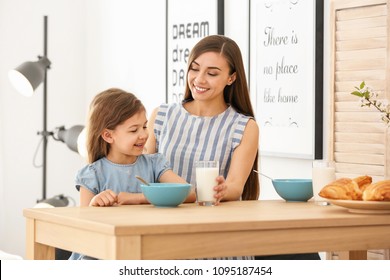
8, 56, 51, 97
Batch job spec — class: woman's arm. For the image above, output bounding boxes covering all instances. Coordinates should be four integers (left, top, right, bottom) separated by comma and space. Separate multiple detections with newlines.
223, 119, 259, 201
145, 107, 158, 154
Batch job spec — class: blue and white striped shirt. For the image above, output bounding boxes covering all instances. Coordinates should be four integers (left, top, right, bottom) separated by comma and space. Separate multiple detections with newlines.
154, 102, 253, 260
154, 102, 251, 190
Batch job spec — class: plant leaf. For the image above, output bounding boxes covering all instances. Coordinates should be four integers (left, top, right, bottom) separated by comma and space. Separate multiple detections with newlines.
351, 91, 363, 97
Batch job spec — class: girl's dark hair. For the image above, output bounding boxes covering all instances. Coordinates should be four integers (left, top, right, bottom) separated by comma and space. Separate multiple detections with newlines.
183, 35, 259, 200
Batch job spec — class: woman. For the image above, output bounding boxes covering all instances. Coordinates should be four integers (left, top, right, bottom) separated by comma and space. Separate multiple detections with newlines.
146, 35, 320, 260
146, 35, 259, 204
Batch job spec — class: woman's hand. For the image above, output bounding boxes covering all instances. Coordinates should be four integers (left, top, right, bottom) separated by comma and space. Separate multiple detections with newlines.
214, 176, 228, 205
89, 190, 117, 206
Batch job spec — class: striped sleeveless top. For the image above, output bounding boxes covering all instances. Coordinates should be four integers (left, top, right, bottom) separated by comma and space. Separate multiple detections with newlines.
154, 102, 251, 189
154, 103, 253, 260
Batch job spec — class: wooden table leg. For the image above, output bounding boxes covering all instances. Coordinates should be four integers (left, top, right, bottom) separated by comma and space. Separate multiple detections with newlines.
26, 218, 55, 260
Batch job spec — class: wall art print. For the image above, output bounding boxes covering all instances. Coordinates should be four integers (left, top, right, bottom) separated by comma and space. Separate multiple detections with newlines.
250, 0, 324, 159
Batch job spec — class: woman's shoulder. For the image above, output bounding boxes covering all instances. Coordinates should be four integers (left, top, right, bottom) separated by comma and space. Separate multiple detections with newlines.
225, 107, 255, 126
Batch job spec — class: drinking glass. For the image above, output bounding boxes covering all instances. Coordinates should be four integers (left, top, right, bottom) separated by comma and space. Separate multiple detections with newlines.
312, 160, 336, 205
195, 161, 219, 206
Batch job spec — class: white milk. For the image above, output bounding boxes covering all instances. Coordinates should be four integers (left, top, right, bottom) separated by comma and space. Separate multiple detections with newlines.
195, 167, 218, 204
312, 165, 336, 202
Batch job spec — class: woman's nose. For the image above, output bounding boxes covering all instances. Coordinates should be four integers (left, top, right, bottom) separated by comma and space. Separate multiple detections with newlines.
195, 71, 207, 84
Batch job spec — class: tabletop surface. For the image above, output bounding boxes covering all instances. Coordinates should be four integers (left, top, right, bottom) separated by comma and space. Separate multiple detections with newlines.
23, 200, 390, 236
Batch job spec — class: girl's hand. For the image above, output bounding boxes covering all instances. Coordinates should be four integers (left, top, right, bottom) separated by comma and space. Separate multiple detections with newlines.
117, 192, 148, 205
89, 190, 117, 206
214, 176, 228, 205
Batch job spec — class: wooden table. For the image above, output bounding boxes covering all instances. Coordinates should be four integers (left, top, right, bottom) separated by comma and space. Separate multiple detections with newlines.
23, 200, 390, 260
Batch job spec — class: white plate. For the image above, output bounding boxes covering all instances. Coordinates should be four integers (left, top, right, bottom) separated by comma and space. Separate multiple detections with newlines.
327, 199, 390, 214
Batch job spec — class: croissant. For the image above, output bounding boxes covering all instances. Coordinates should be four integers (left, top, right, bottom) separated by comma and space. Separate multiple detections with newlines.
362, 180, 390, 201
319, 178, 362, 200
353, 175, 372, 192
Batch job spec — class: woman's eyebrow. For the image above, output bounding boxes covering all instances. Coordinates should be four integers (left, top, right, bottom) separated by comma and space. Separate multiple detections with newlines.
192, 61, 221, 71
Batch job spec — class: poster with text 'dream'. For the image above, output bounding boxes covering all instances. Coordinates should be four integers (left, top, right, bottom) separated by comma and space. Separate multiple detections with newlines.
166, 0, 220, 104
254, 0, 319, 159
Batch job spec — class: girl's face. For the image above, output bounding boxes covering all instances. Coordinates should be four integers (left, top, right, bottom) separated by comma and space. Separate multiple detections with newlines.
103, 110, 148, 164
187, 51, 236, 102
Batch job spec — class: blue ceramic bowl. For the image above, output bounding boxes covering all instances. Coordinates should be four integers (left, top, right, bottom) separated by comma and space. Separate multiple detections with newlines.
140, 183, 191, 207
272, 179, 313, 202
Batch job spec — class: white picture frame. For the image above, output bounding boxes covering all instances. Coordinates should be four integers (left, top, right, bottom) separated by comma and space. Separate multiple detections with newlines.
250, 0, 324, 159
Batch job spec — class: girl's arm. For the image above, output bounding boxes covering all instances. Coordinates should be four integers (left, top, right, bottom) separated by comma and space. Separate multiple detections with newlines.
159, 170, 196, 203
116, 192, 149, 205
117, 170, 196, 204
223, 119, 259, 201
80, 187, 117, 207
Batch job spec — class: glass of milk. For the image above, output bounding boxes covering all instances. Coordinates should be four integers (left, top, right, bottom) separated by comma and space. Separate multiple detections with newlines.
195, 160, 219, 206
312, 160, 336, 205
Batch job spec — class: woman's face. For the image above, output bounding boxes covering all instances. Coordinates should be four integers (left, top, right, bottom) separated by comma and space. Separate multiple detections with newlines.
187, 51, 235, 102
104, 110, 148, 163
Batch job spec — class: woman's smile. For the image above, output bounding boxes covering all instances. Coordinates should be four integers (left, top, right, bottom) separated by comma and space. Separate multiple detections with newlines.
193, 84, 208, 93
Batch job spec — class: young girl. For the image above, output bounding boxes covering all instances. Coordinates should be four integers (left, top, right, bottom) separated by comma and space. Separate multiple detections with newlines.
77, 88, 196, 207
69, 88, 197, 260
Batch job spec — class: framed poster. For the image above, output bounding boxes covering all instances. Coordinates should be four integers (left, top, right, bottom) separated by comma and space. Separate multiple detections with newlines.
250, 0, 324, 159
166, 0, 224, 103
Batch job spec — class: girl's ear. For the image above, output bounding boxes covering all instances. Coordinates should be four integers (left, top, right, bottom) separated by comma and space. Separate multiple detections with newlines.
101, 129, 113, 143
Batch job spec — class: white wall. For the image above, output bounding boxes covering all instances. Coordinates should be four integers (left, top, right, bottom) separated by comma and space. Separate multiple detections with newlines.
84, 0, 167, 113
0, 0, 87, 257
0, 0, 331, 258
